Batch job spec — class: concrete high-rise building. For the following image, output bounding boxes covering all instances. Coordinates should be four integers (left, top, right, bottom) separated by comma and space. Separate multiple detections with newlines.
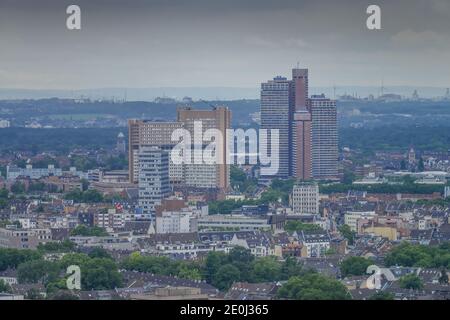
307, 94, 338, 180
177, 106, 231, 190
291, 183, 319, 215
260, 68, 312, 180
292, 110, 312, 180
138, 147, 170, 218
291, 68, 309, 110
291, 68, 312, 180
260, 76, 292, 179
128, 107, 231, 191
128, 120, 183, 184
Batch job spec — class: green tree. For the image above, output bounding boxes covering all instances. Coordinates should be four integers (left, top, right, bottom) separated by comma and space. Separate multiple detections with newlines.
49, 290, 79, 300
342, 168, 356, 184
0, 248, 42, 271
250, 256, 281, 282
177, 265, 202, 281
285, 221, 323, 233
81, 179, 90, 191
81, 258, 122, 290
439, 268, 449, 284
17, 259, 60, 284
121, 253, 176, 275
418, 158, 425, 172
383, 242, 450, 268
64, 189, 104, 203
0, 198, 7, 209
212, 264, 241, 291
70, 225, 108, 237
59, 253, 90, 269
25, 288, 43, 300
88, 247, 113, 260
280, 257, 306, 280
400, 159, 407, 170
204, 251, 228, 283
59, 253, 122, 290
398, 274, 423, 290
340, 257, 372, 277
0, 279, 12, 293
230, 165, 257, 194
37, 240, 75, 253
228, 247, 254, 281
369, 291, 394, 300
0, 188, 8, 199
338, 224, 356, 245
11, 182, 26, 194
277, 273, 351, 300
0, 165, 6, 178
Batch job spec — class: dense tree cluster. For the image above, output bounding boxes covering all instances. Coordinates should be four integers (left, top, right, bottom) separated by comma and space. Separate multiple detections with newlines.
120, 252, 203, 281
320, 181, 445, 195
0, 127, 121, 154
384, 242, 450, 268
0, 279, 12, 293
339, 256, 372, 277
340, 124, 450, 154
284, 221, 324, 234
398, 274, 424, 290
64, 189, 104, 203
369, 291, 394, 300
70, 225, 109, 237
338, 224, 356, 245
0, 248, 42, 272
230, 166, 258, 195
277, 273, 351, 300
0, 188, 8, 209
121, 247, 309, 291
37, 240, 76, 253
0, 249, 124, 295
203, 248, 310, 291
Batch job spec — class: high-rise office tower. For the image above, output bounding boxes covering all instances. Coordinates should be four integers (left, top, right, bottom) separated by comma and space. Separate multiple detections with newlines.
128, 107, 231, 191
291, 68, 312, 180
177, 106, 231, 190
291, 68, 309, 109
292, 110, 312, 180
260, 68, 312, 179
307, 94, 338, 180
128, 120, 183, 184
138, 146, 170, 218
260, 76, 292, 179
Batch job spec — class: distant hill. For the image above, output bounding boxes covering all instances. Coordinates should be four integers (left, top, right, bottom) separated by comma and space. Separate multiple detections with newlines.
0, 85, 448, 101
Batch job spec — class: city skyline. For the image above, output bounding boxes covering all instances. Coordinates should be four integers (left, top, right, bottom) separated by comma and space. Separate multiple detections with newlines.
1, 0, 450, 305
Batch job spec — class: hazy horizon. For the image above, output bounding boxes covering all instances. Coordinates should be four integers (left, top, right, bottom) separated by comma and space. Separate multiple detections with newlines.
1, 0, 450, 90
0, 85, 448, 101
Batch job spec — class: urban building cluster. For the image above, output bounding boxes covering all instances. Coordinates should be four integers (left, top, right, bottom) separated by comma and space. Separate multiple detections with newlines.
1, 66, 450, 301
260, 68, 338, 180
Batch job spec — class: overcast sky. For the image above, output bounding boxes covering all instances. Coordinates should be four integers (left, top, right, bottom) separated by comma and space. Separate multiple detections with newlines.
0, 0, 449, 90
